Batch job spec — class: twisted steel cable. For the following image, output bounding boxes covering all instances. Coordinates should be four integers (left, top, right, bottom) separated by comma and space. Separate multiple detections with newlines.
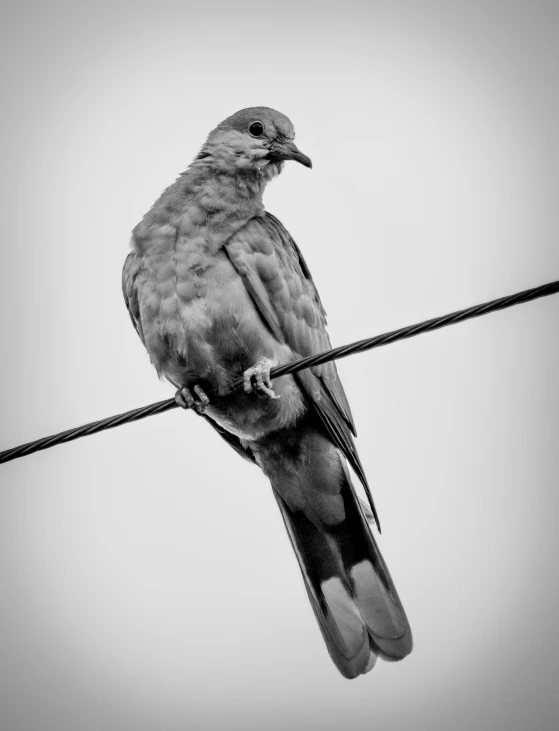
1, 279, 557, 466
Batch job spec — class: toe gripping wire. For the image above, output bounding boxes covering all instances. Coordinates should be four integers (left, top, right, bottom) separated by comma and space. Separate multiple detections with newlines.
1, 279, 558, 466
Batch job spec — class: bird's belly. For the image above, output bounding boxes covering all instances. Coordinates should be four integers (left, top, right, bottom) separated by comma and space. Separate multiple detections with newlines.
140, 249, 305, 439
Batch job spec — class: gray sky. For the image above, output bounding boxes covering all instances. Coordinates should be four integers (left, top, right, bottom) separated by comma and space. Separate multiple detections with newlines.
1, 1, 558, 729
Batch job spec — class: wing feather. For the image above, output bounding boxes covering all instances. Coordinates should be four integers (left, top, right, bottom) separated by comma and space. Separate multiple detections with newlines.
122, 250, 145, 344
225, 213, 380, 529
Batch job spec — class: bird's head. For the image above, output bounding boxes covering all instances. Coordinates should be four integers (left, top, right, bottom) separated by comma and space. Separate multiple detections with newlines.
195, 107, 312, 177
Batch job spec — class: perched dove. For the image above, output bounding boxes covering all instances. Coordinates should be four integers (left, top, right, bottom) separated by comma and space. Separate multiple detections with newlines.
122, 107, 412, 677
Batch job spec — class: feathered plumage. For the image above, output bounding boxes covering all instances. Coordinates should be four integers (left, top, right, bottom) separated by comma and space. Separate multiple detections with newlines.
123, 107, 412, 677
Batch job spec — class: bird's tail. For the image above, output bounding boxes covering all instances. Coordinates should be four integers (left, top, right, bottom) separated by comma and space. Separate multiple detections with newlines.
257, 428, 412, 678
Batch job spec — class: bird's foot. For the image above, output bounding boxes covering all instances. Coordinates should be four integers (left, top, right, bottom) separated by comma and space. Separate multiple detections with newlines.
243, 358, 280, 399
175, 385, 210, 414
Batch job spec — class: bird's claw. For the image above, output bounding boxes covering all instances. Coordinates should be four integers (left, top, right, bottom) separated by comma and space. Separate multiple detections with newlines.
175, 385, 210, 414
243, 358, 280, 399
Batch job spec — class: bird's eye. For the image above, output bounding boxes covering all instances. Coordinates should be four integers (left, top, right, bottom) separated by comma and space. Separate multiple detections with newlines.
248, 121, 264, 137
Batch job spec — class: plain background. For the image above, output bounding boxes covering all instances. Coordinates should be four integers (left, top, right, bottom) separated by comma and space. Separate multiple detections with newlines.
1, 1, 558, 729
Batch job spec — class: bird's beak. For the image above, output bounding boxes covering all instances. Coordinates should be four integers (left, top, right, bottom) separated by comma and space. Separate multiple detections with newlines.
269, 141, 312, 169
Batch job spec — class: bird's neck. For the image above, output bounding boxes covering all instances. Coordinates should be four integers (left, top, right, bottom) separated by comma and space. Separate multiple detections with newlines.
190, 156, 282, 202
194, 166, 267, 210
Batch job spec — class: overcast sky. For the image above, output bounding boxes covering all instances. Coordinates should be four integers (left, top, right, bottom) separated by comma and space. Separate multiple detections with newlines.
1, 1, 558, 730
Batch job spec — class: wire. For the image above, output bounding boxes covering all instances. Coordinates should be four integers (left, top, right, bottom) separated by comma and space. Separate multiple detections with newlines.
1, 279, 557, 466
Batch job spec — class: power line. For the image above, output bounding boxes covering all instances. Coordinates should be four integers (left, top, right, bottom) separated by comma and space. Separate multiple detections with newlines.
1, 279, 557, 466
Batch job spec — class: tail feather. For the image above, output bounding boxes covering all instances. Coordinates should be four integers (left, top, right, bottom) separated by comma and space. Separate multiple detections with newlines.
271, 460, 412, 678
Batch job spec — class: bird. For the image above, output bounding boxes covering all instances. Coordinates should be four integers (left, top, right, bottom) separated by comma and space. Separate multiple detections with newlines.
122, 107, 412, 678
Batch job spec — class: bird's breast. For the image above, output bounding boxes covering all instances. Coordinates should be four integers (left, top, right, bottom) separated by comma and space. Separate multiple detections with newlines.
138, 242, 264, 387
